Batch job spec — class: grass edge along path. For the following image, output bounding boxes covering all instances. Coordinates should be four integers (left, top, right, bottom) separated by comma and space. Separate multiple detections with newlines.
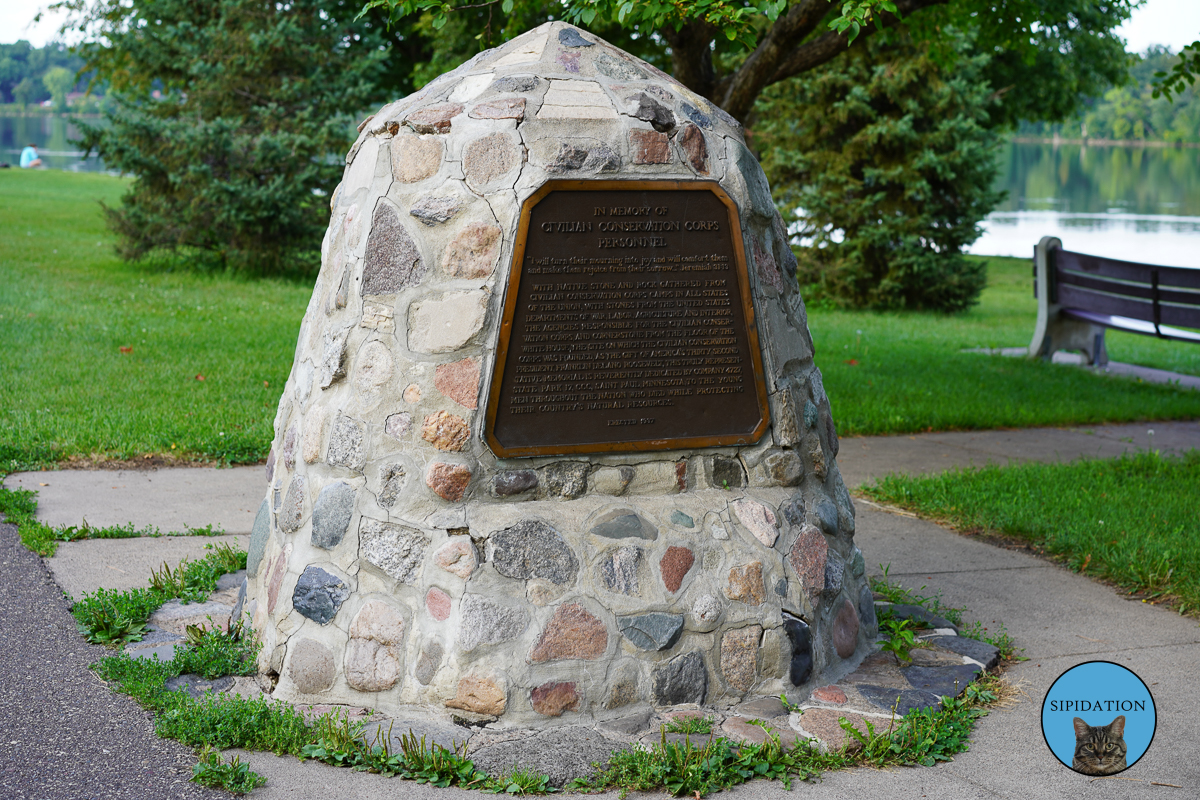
0, 480, 223, 557
83, 547, 1017, 796
862, 450, 1200, 616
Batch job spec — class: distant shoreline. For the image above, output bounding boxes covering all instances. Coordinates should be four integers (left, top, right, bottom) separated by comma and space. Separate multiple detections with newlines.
1011, 136, 1200, 149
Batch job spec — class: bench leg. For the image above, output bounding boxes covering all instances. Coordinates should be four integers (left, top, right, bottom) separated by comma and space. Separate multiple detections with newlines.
1032, 316, 1107, 365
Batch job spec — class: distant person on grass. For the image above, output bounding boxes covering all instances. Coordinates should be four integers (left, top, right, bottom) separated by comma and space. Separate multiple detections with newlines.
20, 144, 43, 169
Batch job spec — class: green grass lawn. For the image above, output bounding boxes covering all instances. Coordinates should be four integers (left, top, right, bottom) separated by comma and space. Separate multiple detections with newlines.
810, 256, 1200, 436
1, 170, 1197, 470
0, 170, 311, 470
863, 452, 1200, 615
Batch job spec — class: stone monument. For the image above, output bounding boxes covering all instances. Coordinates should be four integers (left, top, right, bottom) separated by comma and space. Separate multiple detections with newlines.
242, 20, 875, 726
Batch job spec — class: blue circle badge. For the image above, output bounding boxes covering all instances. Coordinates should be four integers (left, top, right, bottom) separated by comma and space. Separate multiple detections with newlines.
1041, 661, 1156, 775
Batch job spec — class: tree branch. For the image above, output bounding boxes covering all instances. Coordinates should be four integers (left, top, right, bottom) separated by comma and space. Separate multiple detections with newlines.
662, 19, 719, 99
715, 0, 948, 122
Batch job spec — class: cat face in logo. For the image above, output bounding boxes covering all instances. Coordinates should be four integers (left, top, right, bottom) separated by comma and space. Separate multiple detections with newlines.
1072, 715, 1127, 775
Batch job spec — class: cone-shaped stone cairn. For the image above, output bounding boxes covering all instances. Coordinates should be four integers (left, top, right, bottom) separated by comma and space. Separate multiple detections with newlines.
244, 21, 875, 725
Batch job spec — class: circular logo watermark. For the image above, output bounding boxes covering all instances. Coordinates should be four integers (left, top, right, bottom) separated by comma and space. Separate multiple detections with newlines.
1041, 661, 1156, 775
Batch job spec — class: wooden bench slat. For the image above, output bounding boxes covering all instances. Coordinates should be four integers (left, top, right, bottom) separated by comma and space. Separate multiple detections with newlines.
1063, 309, 1200, 343
1057, 250, 1200, 290
1056, 269, 1156, 300
1056, 283, 1153, 322
1159, 304, 1200, 329
1056, 269, 1200, 308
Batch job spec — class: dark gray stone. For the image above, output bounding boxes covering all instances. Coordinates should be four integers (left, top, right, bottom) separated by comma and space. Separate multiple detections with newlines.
542, 462, 589, 498
653, 651, 707, 706
414, 641, 444, 685
822, 551, 844, 598
248, 500, 270, 575
781, 496, 804, 527
582, 144, 620, 172
311, 482, 355, 549
823, 407, 840, 457
490, 520, 579, 585
803, 400, 818, 431
292, 566, 350, 625
814, 498, 839, 536
857, 684, 941, 716
546, 144, 587, 172
601, 709, 653, 735
216, 570, 245, 592
619, 613, 684, 651
494, 469, 538, 496
925, 636, 1001, 670
850, 548, 865, 577
490, 75, 540, 93
231, 578, 247, 625
327, 415, 365, 471
409, 196, 462, 226
734, 695, 787, 719
164, 674, 234, 699
783, 614, 813, 686
764, 449, 803, 486
558, 28, 593, 47
588, 509, 657, 541
470, 727, 619, 789
858, 583, 877, 631
599, 546, 641, 595
681, 102, 712, 129
735, 142, 774, 220
669, 510, 694, 528
363, 202, 425, 294
712, 456, 745, 489
903, 664, 983, 698
280, 476, 305, 534
378, 463, 406, 508
594, 52, 646, 80
882, 603, 958, 633
774, 579, 787, 597
628, 92, 674, 132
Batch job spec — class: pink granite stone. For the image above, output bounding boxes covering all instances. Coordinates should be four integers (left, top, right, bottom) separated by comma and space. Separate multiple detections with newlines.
434, 537, 478, 579
426, 462, 472, 502
659, 546, 695, 594
833, 598, 860, 658
426, 587, 452, 621
788, 525, 827, 599
434, 357, 481, 410
531, 681, 579, 716
529, 603, 608, 662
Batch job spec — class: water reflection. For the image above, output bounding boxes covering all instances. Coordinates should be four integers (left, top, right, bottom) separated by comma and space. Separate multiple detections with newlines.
972, 142, 1200, 267
1, 114, 105, 172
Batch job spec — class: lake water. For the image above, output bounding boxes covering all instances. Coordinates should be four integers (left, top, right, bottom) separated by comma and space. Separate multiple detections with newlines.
971, 142, 1200, 267
1, 114, 105, 172
6, 116, 1200, 267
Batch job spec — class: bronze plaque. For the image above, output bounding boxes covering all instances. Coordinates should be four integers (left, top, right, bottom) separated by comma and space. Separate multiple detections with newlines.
484, 180, 770, 458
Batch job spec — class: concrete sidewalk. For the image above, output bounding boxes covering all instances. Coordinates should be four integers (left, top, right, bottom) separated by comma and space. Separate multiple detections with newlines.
2, 420, 1198, 798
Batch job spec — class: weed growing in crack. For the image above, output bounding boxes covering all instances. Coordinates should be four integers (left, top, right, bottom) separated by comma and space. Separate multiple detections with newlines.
575, 727, 846, 798
663, 715, 715, 735
191, 747, 266, 795
72, 542, 247, 645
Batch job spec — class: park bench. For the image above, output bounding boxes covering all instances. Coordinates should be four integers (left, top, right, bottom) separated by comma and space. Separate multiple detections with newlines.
1029, 235, 1200, 366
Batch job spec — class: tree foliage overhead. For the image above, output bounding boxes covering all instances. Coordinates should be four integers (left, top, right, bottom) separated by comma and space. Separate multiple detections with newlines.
759, 29, 1001, 312
59, 0, 405, 275
364, 0, 1139, 126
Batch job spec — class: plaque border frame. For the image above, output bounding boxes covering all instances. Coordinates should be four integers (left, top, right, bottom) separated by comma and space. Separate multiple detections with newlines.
484, 179, 771, 458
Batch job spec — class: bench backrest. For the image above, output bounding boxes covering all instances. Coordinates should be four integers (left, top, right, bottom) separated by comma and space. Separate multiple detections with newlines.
1048, 248, 1200, 330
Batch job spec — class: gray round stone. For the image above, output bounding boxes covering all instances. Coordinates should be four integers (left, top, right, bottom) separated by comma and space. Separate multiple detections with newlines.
311, 482, 355, 549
